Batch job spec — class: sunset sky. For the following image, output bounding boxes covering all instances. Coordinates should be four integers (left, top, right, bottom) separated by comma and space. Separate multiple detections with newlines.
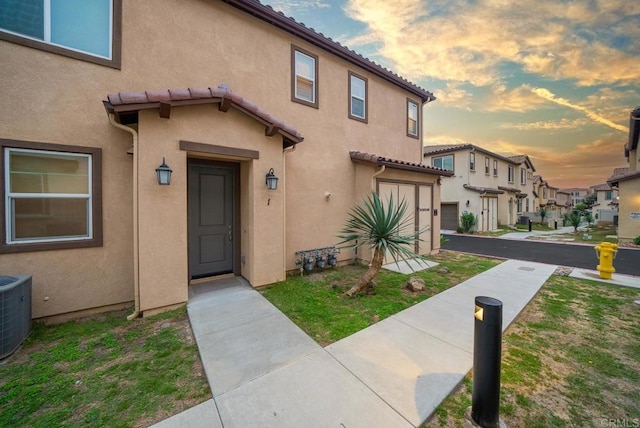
261, 0, 639, 188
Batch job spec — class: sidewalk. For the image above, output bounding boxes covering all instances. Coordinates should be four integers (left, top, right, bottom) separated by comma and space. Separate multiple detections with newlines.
152, 259, 561, 428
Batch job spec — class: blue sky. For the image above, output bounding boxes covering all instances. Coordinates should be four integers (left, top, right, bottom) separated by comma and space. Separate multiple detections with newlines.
262, 0, 639, 188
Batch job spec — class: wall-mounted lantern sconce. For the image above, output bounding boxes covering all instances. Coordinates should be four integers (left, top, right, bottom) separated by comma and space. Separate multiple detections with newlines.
466, 200, 470, 207
156, 157, 173, 185
266, 168, 278, 190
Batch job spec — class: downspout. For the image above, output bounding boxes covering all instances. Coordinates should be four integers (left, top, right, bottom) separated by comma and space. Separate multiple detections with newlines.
282, 143, 296, 277
108, 114, 140, 321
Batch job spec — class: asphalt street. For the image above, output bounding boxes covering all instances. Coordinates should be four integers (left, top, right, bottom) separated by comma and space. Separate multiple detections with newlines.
442, 235, 640, 277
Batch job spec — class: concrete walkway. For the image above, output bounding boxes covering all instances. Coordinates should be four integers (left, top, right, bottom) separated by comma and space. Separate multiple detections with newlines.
153, 259, 562, 428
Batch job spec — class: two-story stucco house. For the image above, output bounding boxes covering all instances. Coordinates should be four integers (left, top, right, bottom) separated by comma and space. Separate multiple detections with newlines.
588, 183, 618, 224
608, 107, 640, 244
423, 144, 535, 232
0, 0, 452, 320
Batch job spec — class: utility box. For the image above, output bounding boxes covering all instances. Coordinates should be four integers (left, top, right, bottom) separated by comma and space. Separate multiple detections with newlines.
0, 275, 32, 360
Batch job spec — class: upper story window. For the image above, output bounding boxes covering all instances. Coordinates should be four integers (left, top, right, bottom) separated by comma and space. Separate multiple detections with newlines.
484, 157, 490, 174
2, 139, 102, 253
407, 99, 419, 138
605, 190, 613, 200
508, 165, 514, 183
493, 160, 498, 176
543, 187, 547, 199
348, 72, 367, 122
469, 152, 475, 171
0, 0, 121, 68
432, 154, 453, 171
520, 168, 526, 185
291, 45, 318, 108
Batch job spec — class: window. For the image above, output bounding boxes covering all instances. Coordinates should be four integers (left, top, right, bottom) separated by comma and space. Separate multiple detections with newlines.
469, 152, 475, 171
432, 155, 453, 171
526, 198, 529, 212
348, 72, 367, 122
517, 198, 523, 213
605, 190, 612, 200
407, 99, 419, 138
493, 160, 498, 176
520, 168, 526, 185
0, 0, 121, 68
508, 165, 514, 183
485, 157, 490, 174
291, 45, 318, 108
1, 139, 102, 253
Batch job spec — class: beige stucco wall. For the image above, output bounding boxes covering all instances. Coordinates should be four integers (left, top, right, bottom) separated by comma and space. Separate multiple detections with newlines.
617, 178, 640, 243
1, 0, 438, 318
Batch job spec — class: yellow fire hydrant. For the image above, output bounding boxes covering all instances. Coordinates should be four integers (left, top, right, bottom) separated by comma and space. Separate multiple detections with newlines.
595, 242, 618, 280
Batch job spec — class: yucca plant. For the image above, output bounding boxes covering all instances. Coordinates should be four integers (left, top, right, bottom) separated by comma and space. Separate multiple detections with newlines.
338, 191, 423, 297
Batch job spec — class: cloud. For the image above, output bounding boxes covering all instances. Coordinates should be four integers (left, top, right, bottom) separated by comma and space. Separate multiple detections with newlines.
482, 84, 549, 113
266, 0, 330, 16
433, 83, 473, 110
343, 0, 640, 87
499, 118, 588, 131
423, 135, 468, 146
532, 88, 629, 132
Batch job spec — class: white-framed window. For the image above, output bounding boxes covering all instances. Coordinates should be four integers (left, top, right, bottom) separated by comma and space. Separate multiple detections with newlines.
508, 165, 514, 183
485, 157, 490, 174
348, 72, 367, 122
493, 160, 498, 176
432, 155, 453, 171
520, 168, 526, 185
2, 139, 102, 253
470, 152, 475, 171
292, 46, 318, 107
407, 99, 419, 138
0, 0, 118, 65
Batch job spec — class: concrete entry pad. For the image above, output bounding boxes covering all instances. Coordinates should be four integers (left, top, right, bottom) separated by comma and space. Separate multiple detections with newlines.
569, 269, 640, 289
216, 349, 413, 428
383, 258, 439, 274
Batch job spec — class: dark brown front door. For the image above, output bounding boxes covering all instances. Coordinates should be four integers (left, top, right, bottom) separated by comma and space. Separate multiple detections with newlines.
188, 163, 235, 278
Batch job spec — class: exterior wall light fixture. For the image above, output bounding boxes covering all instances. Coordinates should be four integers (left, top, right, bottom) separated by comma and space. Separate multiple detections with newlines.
266, 168, 278, 190
156, 157, 173, 185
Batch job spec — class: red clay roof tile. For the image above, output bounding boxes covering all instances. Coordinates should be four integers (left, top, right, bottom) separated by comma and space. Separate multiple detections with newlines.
350, 151, 453, 177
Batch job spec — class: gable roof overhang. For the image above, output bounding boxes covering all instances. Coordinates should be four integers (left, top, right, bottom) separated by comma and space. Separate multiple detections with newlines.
350, 151, 454, 176
423, 144, 518, 165
103, 86, 304, 148
497, 186, 527, 198
463, 184, 504, 195
220, 0, 434, 104
507, 154, 536, 172
608, 170, 640, 187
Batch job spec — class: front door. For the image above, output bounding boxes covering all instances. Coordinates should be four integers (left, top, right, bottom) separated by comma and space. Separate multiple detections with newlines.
188, 163, 235, 279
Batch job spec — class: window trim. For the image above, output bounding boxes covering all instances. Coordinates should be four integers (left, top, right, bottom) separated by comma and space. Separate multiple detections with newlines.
469, 152, 475, 171
1, 139, 102, 253
493, 159, 498, 176
484, 157, 490, 175
348, 71, 368, 123
406, 98, 420, 139
432, 154, 454, 173
291, 45, 319, 108
508, 165, 515, 183
0, 0, 122, 69
520, 168, 526, 185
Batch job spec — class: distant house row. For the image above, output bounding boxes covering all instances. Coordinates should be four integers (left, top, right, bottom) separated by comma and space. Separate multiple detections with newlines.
423, 144, 619, 232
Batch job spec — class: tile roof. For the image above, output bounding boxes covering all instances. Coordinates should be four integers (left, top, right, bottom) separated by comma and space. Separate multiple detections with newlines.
222, 0, 435, 103
590, 183, 611, 192
103, 85, 303, 145
463, 184, 504, 195
610, 167, 629, 179
608, 169, 640, 186
350, 151, 454, 176
423, 144, 519, 165
498, 186, 527, 198
507, 154, 536, 172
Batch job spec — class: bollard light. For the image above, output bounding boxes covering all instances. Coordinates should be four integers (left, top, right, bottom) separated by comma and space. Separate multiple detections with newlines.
471, 296, 504, 428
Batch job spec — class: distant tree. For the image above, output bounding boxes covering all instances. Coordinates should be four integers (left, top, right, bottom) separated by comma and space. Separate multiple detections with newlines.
567, 212, 581, 232
582, 194, 597, 209
538, 207, 548, 225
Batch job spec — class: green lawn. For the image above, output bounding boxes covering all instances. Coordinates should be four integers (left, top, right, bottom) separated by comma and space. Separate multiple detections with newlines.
0, 308, 211, 428
260, 252, 501, 346
424, 274, 640, 427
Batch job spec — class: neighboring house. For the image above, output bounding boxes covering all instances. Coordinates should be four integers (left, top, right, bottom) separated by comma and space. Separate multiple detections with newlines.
588, 183, 618, 224
423, 144, 534, 231
608, 107, 640, 244
559, 187, 590, 208
556, 190, 572, 216
0, 0, 452, 320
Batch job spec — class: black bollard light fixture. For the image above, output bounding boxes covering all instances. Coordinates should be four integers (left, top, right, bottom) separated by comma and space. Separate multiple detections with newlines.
470, 296, 504, 428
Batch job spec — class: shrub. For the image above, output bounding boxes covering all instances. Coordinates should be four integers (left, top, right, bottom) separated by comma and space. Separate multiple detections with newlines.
634, 236, 640, 245
460, 212, 477, 233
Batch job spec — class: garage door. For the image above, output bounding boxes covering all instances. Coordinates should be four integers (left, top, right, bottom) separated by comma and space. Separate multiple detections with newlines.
441, 203, 458, 230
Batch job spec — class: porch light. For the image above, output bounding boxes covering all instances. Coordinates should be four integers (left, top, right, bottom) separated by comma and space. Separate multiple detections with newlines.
266, 168, 278, 190
156, 157, 173, 185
